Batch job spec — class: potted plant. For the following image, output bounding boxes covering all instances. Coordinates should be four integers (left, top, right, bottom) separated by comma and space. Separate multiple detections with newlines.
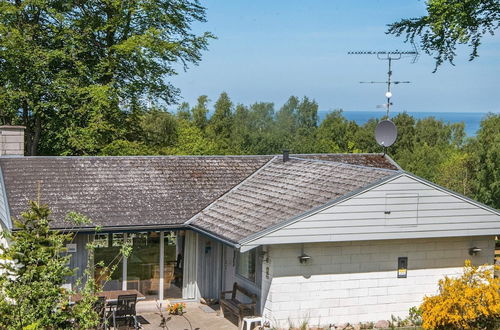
167, 302, 187, 315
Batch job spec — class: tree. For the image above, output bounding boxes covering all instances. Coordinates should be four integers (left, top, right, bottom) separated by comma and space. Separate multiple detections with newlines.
387, 0, 500, 70
140, 109, 179, 148
165, 119, 218, 155
292, 96, 319, 153
176, 102, 192, 121
0, 0, 214, 155
99, 140, 156, 156
274, 96, 300, 151
317, 110, 359, 152
192, 95, 210, 130
436, 151, 475, 196
0, 202, 99, 329
230, 104, 252, 154
468, 113, 500, 208
391, 112, 416, 156
353, 118, 380, 153
415, 117, 453, 147
395, 142, 452, 182
0, 202, 132, 329
297, 96, 318, 129
0, 201, 76, 328
207, 92, 233, 152
231, 102, 276, 154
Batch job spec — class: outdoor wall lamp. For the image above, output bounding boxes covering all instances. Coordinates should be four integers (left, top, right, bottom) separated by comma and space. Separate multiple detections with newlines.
469, 247, 482, 256
298, 253, 311, 264
298, 244, 311, 264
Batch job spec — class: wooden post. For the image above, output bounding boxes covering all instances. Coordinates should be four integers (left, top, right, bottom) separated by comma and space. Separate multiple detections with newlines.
122, 233, 127, 291
159, 231, 165, 301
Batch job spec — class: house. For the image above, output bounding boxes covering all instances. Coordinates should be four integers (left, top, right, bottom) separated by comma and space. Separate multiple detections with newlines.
0, 125, 499, 327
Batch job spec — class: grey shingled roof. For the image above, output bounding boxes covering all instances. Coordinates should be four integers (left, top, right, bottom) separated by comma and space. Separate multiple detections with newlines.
188, 157, 398, 243
293, 153, 400, 170
0, 153, 399, 232
0, 156, 269, 229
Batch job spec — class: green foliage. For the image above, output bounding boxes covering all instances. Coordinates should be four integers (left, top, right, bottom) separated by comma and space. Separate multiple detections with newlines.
0, 0, 214, 155
387, 0, 500, 70
468, 113, 500, 208
164, 120, 218, 155
141, 109, 179, 147
436, 151, 475, 196
192, 95, 210, 130
408, 306, 424, 326
0, 202, 132, 329
177, 102, 192, 121
207, 92, 234, 153
0, 202, 92, 329
316, 110, 357, 152
99, 139, 156, 156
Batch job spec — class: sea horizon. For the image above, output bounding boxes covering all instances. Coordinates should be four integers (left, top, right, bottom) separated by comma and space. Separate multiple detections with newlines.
319, 110, 496, 136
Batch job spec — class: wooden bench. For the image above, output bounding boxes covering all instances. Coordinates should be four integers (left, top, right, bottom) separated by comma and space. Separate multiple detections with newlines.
219, 282, 257, 327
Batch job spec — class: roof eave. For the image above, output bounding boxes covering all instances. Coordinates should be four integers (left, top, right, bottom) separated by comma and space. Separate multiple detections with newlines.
186, 224, 240, 248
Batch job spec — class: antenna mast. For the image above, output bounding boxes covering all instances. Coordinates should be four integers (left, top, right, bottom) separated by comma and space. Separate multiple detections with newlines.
348, 48, 418, 116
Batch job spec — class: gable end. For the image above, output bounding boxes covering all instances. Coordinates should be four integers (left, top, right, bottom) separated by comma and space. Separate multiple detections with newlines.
240, 173, 500, 251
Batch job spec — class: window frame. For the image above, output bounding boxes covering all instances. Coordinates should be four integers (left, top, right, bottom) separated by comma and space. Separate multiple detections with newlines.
236, 248, 257, 283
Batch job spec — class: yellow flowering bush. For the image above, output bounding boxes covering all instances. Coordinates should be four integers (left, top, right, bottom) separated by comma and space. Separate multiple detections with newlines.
420, 260, 500, 329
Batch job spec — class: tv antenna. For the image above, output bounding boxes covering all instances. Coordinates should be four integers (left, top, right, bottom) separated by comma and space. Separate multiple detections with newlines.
348, 45, 418, 117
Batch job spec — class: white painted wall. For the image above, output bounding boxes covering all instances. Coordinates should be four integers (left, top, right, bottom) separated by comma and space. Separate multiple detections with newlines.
263, 236, 494, 328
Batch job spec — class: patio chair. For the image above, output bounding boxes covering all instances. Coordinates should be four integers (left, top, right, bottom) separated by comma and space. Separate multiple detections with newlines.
111, 294, 139, 329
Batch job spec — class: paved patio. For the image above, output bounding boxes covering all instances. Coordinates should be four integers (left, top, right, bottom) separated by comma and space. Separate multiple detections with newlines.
134, 301, 238, 330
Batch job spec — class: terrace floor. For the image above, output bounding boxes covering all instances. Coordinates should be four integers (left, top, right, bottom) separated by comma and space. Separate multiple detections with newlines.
133, 301, 237, 330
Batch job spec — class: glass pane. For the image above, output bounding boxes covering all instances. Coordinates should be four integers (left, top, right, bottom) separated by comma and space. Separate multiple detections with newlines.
164, 231, 184, 299
94, 233, 124, 291
237, 249, 256, 282
127, 232, 161, 300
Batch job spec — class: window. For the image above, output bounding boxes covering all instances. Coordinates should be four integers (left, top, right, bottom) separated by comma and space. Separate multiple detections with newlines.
237, 249, 256, 282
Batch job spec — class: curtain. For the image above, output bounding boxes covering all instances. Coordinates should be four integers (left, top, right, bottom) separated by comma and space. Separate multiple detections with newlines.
182, 230, 200, 299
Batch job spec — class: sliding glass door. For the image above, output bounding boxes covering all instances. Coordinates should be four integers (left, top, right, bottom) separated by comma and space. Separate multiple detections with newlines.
164, 231, 184, 299
127, 232, 161, 300
93, 231, 184, 301
94, 233, 124, 291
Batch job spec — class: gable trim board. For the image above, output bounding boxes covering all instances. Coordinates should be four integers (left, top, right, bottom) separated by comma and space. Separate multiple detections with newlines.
0, 167, 12, 230
239, 172, 500, 252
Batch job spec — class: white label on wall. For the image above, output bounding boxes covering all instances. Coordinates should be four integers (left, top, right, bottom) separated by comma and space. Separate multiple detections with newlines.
66, 243, 77, 253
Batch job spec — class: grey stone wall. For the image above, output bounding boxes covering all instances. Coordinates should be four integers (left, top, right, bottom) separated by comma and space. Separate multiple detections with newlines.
0, 126, 25, 156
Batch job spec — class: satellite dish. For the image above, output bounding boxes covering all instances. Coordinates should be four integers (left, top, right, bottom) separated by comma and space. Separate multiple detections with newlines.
375, 120, 397, 147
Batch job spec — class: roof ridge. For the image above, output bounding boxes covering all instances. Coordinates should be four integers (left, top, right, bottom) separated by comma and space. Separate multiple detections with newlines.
4, 155, 274, 159
183, 156, 278, 226
289, 156, 400, 173
290, 152, 385, 156
3, 152, 390, 159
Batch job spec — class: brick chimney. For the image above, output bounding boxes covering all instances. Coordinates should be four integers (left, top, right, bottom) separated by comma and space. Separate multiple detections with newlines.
0, 126, 25, 156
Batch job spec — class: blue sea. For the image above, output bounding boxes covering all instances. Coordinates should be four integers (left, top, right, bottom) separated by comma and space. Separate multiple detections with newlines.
319, 111, 493, 136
